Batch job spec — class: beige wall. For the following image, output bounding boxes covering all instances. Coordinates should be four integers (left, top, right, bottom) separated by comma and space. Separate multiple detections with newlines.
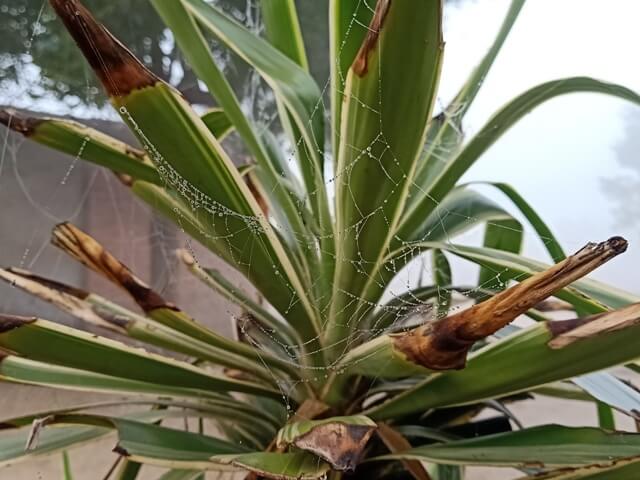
0, 114, 252, 478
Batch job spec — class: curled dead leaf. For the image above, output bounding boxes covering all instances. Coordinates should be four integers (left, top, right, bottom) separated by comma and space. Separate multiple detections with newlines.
51, 222, 175, 313
293, 421, 376, 472
394, 237, 627, 370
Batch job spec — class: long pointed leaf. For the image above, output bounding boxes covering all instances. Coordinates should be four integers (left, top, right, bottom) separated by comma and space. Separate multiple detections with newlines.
389, 242, 638, 313
338, 238, 627, 380
329, 0, 374, 157
150, 0, 318, 287
399, 77, 640, 241
329, 0, 444, 353
49, 0, 319, 340
0, 109, 160, 185
48, 223, 301, 381
372, 424, 640, 468
368, 303, 640, 419
477, 218, 523, 290
182, 0, 326, 201
0, 315, 280, 399
177, 249, 300, 348
410, 0, 526, 193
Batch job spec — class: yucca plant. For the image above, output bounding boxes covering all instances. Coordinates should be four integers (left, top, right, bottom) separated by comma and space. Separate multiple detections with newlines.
2, 0, 640, 478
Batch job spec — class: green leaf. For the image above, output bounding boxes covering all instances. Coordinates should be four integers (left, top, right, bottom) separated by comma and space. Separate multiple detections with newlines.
411, 0, 526, 195
62, 451, 74, 480
402, 186, 516, 245
111, 418, 244, 464
367, 303, 640, 419
375, 186, 519, 300
200, 108, 233, 140
50, 223, 303, 383
0, 316, 281, 399
371, 425, 640, 467
0, 410, 167, 468
118, 84, 317, 334
261, 0, 308, 70
157, 471, 204, 480
329, 0, 374, 155
0, 109, 161, 185
48, 0, 320, 340
0, 267, 297, 384
128, 178, 321, 367
259, 0, 335, 287
399, 77, 640, 241
395, 426, 459, 444
44, 414, 255, 469
113, 459, 143, 480
596, 401, 616, 430
446, 0, 526, 120
148, 0, 269, 168
473, 182, 566, 262
516, 457, 640, 479
0, 424, 109, 468
128, 178, 323, 368
477, 218, 523, 290
403, 242, 637, 313
329, 0, 444, 352
0, 380, 278, 436
367, 285, 481, 334
275, 415, 376, 472
534, 382, 593, 402
211, 452, 330, 479
0, 356, 227, 405
340, 238, 628, 384
432, 249, 452, 318
182, 0, 326, 199
150, 0, 318, 287
47, 414, 328, 478
177, 250, 300, 348
428, 464, 464, 480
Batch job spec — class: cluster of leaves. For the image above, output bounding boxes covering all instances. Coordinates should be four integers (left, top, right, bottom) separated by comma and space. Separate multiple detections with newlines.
1, 0, 640, 479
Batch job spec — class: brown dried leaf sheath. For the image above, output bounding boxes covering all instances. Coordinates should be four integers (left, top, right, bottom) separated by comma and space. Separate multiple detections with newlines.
394, 237, 627, 370
51, 222, 175, 312
548, 302, 640, 349
48, 0, 158, 96
293, 422, 376, 472
5, 267, 89, 300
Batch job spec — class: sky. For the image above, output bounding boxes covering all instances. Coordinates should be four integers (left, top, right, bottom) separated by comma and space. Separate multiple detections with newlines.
437, 0, 640, 292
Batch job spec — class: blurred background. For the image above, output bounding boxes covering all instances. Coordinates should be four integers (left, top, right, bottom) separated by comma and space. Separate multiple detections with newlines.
1, 0, 639, 478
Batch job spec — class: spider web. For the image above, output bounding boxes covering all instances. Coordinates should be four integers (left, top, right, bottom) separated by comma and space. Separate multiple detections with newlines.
1, 0, 631, 474
0, 0, 553, 407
